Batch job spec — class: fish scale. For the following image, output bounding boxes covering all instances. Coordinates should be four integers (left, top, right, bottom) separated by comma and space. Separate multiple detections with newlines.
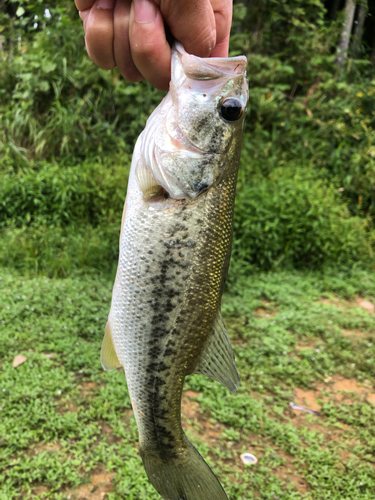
102, 43, 248, 500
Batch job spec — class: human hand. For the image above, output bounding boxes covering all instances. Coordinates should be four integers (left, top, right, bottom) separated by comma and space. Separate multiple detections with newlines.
74, 0, 232, 90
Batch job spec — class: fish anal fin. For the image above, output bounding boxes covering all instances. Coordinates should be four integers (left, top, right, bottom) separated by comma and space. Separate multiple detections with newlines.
101, 322, 121, 371
193, 311, 240, 394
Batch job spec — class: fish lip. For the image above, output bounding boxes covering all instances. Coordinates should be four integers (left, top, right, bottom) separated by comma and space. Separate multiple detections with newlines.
174, 42, 248, 80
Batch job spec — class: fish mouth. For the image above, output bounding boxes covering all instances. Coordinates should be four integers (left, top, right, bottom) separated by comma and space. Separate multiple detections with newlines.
174, 42, 247, 81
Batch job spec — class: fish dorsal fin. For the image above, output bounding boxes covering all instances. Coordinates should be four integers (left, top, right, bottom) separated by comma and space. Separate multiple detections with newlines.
101, 322, 122, 371
193, 311, 240, 394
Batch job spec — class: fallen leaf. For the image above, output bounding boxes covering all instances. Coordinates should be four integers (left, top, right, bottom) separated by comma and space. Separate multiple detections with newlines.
43, 353, 56, 359
13, 355, 27, 367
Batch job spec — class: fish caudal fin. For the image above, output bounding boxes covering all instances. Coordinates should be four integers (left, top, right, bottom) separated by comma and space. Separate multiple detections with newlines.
141, 440, 229, 500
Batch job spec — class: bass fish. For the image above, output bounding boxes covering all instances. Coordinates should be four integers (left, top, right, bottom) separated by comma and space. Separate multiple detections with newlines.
102, 43, 248, 500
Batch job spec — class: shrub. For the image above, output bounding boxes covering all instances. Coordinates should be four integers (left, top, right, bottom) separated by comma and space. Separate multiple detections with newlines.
0, 156, 129, 228
233, 163, 374, 270
0, 219, 120, 278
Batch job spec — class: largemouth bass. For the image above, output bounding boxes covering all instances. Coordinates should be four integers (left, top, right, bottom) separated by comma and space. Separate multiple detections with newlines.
102, 43, 248, 500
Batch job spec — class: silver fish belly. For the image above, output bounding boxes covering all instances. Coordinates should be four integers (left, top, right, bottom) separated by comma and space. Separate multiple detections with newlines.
102, 43, 248, 500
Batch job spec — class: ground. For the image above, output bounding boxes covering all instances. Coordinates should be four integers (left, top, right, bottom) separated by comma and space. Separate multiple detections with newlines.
1, 269, 375, 499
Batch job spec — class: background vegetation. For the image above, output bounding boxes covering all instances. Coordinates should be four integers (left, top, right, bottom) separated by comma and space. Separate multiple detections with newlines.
1, 0, 374, 277
1, 1, 375, 499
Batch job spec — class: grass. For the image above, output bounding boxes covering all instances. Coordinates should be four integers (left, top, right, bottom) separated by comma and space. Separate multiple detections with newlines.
1, 270, 375, 499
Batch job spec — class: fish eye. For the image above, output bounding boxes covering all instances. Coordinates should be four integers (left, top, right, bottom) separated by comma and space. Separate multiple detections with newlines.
220, 97, 243, 122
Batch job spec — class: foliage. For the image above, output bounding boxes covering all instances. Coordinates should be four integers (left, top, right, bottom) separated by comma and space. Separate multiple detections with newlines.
233, 165, 373, 270
0, 2, 162, 163
1, 3, 375, 498
0, 0, 374, 275
231, 1, 375, 220
0, 220, 119, 278
0, 157, 129, 228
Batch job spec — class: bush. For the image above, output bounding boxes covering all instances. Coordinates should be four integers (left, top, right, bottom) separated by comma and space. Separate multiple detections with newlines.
0, 3, 162, 164
0, 156, 129, 228
233, 164, 374, 270
0, 219, 120, 277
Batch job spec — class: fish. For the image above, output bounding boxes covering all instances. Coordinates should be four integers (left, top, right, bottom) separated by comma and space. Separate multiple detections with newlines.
101, 42, 248, 500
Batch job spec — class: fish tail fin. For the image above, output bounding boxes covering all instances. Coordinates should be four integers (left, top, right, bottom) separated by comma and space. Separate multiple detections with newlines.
141, 439, 228, 500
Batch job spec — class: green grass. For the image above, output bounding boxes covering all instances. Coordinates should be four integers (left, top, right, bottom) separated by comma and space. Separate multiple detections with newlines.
1, 270, 375, 499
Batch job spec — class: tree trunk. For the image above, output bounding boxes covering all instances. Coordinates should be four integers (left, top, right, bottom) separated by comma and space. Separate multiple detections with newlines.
352, 0, 368, 57
336, 0, 357, 69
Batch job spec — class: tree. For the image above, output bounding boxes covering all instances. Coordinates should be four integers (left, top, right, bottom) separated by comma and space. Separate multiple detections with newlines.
336, 0, 356, 69
352, 0, 368, 57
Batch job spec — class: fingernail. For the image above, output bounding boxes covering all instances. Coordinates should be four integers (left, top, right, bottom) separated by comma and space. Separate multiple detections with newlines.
134, 0, 157, 23
97, 0, 114, 10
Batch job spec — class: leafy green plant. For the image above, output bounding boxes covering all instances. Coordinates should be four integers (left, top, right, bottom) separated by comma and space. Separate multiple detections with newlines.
234, 163, 374, 270
0, 156, 129, 228
0, 3, 162, 164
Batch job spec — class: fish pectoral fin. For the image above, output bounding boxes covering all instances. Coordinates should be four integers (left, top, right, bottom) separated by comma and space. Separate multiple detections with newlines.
101, 322, 122, 371
193, 311, 240, 394
135, 157, 164, 198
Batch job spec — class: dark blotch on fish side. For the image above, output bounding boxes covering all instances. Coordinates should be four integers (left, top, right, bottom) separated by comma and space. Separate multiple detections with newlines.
194, 181, 208, 194
143, 236, 186, 453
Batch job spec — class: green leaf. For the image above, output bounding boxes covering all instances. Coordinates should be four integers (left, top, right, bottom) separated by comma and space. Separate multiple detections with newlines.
42, 62, 57, 74
16, 6, 25, 17
19, 73, 33, 81
39, 81, 50, 92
